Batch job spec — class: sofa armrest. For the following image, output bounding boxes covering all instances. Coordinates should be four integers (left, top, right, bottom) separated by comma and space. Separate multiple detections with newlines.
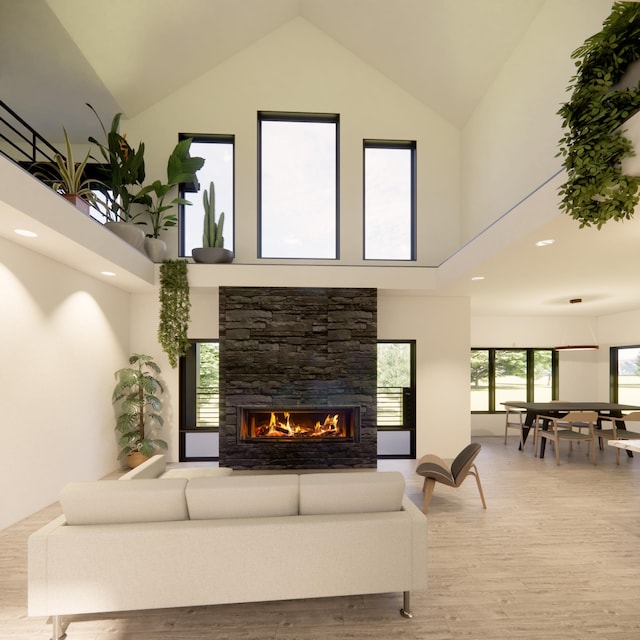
401, 495, 428, 591
119, 454, 166, 480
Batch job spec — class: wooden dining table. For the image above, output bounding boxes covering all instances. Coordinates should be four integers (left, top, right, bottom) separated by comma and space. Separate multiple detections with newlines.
501, 401, 640, 458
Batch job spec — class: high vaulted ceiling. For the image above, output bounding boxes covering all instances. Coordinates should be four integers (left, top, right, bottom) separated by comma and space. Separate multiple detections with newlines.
2, 0, 544, 139
4, 0, 640, 320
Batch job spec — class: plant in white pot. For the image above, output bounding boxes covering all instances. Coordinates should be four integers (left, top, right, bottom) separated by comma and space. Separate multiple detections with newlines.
112, 353, 168, 467
138, 138, 205, 262
192, 181, 234, 263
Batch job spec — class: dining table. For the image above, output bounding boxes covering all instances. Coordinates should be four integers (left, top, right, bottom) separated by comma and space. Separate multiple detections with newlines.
501, 401, 640, 458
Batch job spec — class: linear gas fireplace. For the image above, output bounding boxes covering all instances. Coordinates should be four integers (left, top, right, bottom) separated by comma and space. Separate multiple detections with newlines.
238, 406, 360, 442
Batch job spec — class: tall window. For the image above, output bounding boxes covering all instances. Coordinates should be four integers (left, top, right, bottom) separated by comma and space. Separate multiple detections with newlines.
610, 345, 640, 404
364, 140, 416, 260
471, 348, 557, 412
180, 136, 234, 258
258, 112, 339, 259
179, 341, 220, 461
377, 341, 416, 458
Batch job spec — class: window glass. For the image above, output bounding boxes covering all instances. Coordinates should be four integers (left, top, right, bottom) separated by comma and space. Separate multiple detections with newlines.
533, 350, 553, 402
364, 142, 415, 260
259, 114, 338, 258
181, 138, 234, 258
495, 349, 527, 407
615, 346, 640, 404
470, 350, 490, 411
377, 342, 412, 428
195, 343, 220, 427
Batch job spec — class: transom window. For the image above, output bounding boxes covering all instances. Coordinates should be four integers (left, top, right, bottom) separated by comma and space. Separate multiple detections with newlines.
258, 112, 339, 259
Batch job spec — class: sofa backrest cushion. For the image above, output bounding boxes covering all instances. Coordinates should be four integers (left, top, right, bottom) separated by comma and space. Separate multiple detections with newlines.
186, 474, 299, 520
118, 454, 167, 480
60, 478, 189, 525
160, 466, 233, 480
299, 471, 406, 515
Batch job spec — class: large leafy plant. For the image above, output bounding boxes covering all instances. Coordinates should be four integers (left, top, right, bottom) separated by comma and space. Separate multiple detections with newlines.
112, 354, 168, 460
87, 104, 147, 223
138, 138, 205, 238
557, 2, 640, 228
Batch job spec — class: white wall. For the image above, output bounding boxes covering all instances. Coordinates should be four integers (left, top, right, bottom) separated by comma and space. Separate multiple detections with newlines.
462, 0, 614, 241
0, 237, 130, 529
124, 17, 461, 267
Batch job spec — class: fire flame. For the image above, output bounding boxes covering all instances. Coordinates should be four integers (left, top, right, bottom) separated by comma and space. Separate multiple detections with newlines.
256, 411, 343, 438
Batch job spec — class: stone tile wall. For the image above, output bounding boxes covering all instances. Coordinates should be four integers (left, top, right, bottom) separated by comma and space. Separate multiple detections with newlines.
219, 286, 377, 469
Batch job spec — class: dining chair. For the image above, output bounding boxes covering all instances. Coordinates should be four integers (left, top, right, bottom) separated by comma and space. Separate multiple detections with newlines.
596, 411, 640, 464
416, 443, 487, 513
534, 411, 598, 465
504, 406, 527, 449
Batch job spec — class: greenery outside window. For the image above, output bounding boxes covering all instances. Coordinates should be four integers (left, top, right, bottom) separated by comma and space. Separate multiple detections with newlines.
258, 111, 339, 259
610, 345, 640, 404
180, 135, 234, 258
364, 140, 416, 260
471, 348, 558, 413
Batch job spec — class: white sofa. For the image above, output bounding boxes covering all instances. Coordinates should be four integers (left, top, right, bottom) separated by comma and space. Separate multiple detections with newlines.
28, 455, 427, 639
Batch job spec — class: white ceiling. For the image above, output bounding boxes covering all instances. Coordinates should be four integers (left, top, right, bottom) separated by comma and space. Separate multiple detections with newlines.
3, 0, 640, 319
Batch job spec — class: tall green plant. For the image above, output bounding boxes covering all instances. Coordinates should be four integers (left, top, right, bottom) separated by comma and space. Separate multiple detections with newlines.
557, 1, 640, 228
202, 181, 225, 248
87, 103, 147, 222
138, 138, 205, 238
158, 260, 191, 367
112, 354, 167, 460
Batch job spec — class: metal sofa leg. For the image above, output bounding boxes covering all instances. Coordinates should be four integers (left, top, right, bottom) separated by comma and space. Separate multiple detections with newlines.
400, 591, 413, 618
51, 615, 65, 639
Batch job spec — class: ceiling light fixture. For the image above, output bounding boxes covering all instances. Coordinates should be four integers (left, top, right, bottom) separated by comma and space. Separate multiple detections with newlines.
554, 298, 599, 351
535, 239, 555, 247
14, 228, 38, 238
101, 271, 117, 277
471, 276, 485, 281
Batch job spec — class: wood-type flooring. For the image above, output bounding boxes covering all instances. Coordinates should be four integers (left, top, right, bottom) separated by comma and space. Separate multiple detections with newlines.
2, 436, 640, 639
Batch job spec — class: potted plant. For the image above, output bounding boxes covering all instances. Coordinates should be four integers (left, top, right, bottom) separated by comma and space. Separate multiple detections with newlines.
192, 181, 234, 263
31, 127, 99, 215
138, 138, 205, 262
158, 259, 191, 367
112, 353, 168, 467
87, 104, 148, 250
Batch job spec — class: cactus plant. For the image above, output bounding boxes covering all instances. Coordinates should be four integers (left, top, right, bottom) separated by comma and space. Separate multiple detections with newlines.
202, 181, 225, 248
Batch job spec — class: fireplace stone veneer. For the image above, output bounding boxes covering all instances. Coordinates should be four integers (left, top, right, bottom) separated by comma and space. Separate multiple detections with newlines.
219, 287, 377, 469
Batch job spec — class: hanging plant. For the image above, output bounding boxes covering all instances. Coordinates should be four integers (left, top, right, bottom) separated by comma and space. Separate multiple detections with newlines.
557, 1, 640, 228
158, 259, 191, 367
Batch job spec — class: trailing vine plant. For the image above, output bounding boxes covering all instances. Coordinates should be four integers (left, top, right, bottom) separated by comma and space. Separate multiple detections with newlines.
158, 259, 191, 367
557, 1, 640, 228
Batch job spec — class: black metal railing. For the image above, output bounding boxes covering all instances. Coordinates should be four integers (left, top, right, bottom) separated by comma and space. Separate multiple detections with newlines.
0, 100, 60, 167
195, 387, 220, 428
377, 386, 414, 429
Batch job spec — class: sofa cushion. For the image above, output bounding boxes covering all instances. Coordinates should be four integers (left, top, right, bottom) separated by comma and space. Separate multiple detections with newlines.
160, 466, 233, 479
186, 475, 299, 520
299, 471, 405, 515
60, 478, 189, 525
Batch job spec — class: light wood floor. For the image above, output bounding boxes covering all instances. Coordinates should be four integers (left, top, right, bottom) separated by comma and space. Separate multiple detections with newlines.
3, 436, 640, 639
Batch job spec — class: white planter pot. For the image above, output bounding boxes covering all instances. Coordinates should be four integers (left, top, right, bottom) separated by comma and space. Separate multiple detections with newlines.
144, 237, 167, 263
105, 222, 146, 253
192, 247, 234, 264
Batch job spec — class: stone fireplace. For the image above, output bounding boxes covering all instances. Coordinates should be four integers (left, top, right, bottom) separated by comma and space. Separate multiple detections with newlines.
219, 287, 377, 469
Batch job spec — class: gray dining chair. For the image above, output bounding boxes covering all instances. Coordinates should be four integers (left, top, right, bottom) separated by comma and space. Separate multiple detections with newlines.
596, 412, 640, 464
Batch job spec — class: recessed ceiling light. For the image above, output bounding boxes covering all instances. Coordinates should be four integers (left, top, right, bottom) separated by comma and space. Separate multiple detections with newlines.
535, 239, 555, 247
471, 276, 485, 281
14, 229, 38, 238
101, 271, 116, 277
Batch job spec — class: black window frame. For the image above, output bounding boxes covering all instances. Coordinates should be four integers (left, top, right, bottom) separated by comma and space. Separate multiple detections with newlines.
363, 139, 417, 261
471, 348, 559, 413
377, 339, 416, 459
178, 133, 235, 258
179, 339, 220, 462
257, 111, 340, 260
